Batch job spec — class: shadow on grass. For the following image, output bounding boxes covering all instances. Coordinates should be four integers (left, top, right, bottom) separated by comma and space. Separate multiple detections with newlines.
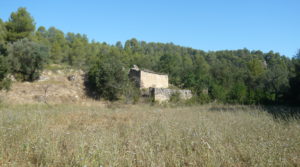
83, 74, 100, 100
262, 105, 300, 121
208, 104, 300, 121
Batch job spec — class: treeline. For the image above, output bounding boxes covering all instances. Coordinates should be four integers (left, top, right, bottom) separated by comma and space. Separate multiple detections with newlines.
0, 7, 300, 105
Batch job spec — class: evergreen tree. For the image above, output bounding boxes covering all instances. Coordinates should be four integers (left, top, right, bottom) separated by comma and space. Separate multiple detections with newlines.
5, 7, 35, 42
288, 49, 300, 104
0, 19, 7, 55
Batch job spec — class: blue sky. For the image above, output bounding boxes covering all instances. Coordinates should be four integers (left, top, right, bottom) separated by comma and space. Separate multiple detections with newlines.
1, 0, 299, 57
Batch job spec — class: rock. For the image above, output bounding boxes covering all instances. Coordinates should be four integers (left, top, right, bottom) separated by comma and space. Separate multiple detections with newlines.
68, 75, 76, 81
132, 65, 139, 70
38, 75, 49, 82
7, 74, 16, 81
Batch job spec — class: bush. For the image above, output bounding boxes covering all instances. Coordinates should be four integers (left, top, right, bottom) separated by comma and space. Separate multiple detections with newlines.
169, 91, 182, 103
122, 80, 140, 104
210, 83, 227, 102
227, 81, 247, 104
7, 38, 49, 81
86, 53, 128, 101
0, 55, 11, 90
197, 93, 211, 104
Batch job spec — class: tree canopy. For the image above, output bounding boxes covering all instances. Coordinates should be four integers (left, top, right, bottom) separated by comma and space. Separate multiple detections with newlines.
5, 7, 35, 42
0, 7, 299, 104
7, 38, 49, 81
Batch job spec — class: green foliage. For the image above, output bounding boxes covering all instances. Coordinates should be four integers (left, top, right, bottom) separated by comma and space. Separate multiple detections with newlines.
210, 83, 227, 102
115, 41, 123, 49
247, 89, 266, 104
47, 27, 68, 63
157, 54, 182, 85
7, 38, 49, 81
197, 93, 211, 104
1, 8, 298, 105
0, 19, 6, 44
181, 55, 210, 95
124, 38, 139, 53
264, 52, 289, 102
227, 81, 247, 104
122, 80, 140, 104
169, 91, 182, 103
86, 51, 128, 101
0, 55, 11, 90
65, 33, 89, 67
0, 19, 7, 55
288, 50, 300, 104
183, 94, 211, 105
5, 7, 35, 42
247, 59, 266, 79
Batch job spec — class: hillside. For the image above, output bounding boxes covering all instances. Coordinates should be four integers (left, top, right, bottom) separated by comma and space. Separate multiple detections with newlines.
0, 68, 92, 104
0, 7, 300, 105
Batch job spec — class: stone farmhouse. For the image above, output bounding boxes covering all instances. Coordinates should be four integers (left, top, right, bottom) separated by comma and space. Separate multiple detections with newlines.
129, 65, 168, 89
129, 65, 192, 102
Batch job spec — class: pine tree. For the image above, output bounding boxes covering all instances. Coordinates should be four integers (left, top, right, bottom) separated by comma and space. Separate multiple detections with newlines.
5, 7, 35, 42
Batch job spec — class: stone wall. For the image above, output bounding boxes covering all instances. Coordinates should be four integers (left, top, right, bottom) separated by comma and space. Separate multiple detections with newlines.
150, 88, 192, 102
128, 66, 191, 102
129, 67, 168, 89
140, 71, 168, 89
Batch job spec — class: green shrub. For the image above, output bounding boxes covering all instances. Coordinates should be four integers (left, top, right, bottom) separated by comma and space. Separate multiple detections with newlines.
0, 55, 11, 90
86, 53, 128, 101
227, 81, 247, 104
210, 83, 227, 102
7, 38, 49, 81
122, 80, 140, 104
169, 91, 182, 103
198, 93, 211, 104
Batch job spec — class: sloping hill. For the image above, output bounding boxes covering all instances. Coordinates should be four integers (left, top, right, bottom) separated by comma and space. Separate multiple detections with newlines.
0, 69, 95, 104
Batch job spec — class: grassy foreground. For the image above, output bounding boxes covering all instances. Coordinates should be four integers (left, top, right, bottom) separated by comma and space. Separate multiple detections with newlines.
0, 104, 299, 166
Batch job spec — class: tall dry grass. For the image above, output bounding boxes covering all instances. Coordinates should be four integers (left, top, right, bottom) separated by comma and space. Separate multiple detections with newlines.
0, 104, 299, 166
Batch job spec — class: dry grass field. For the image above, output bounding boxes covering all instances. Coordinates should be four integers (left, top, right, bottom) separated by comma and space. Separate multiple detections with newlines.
0, 103, 299, 166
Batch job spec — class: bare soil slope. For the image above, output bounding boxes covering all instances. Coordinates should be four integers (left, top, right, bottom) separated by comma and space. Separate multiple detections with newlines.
0, 69, 92, 104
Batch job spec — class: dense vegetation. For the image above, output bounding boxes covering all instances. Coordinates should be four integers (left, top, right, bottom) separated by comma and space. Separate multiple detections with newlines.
0, 7, 299, 105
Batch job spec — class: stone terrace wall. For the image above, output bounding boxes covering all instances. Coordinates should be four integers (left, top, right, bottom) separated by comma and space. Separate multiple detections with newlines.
150, 88, 192, 102
140, 71, 168, 89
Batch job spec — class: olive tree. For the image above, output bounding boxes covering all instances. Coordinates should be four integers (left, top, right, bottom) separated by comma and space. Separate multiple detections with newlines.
8, 38, 49, 81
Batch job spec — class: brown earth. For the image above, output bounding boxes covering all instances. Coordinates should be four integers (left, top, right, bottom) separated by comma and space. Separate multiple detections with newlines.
0, 69, 103, 105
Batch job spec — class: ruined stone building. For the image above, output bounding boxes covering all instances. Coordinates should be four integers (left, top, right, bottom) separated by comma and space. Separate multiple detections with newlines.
129, 65, 192, 102
150, 88, 192, 102
129, 65, 168, 89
